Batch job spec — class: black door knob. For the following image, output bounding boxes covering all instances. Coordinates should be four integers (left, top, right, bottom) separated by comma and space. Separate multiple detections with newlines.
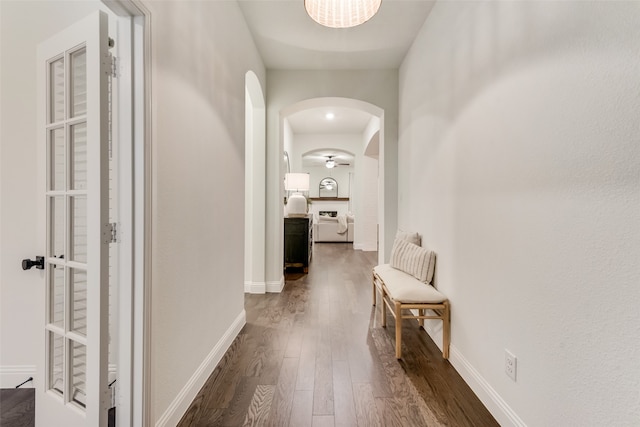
22, 256, 44, 270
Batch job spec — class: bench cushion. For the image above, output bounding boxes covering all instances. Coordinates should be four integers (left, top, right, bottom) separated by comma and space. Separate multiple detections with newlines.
374, 264, 446, 304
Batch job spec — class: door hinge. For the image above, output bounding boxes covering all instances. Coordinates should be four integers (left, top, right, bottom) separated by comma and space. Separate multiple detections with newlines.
105, 222, 118, 244
110, 54, 118, 78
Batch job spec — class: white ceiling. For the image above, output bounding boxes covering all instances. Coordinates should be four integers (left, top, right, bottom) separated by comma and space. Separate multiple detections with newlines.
238, 0, 434, 135
287, 106, 373, 134
237, 0, 435, 70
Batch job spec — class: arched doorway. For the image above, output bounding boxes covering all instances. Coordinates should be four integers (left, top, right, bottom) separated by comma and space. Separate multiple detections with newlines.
265, 97, 386, 291
244, 71, 266, 293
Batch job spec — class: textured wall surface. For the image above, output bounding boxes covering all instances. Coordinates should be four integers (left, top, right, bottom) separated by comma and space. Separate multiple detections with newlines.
399, 2, 640, 425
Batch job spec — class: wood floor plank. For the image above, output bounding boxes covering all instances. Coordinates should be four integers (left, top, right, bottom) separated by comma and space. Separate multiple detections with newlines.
284, 322, 304, 358
375, 397, 418, 427
313, 328, 334, 415
199, 349, 245, 410
266, 357, 299, 426
0, 388, 35, 427
330, 323, 349, 362
243, 384, 275, 427
177, 243, 498, 427
311, 415, 335, 427
296, 327, 318, 391
218, 376, 260, 426
371, 326, 443, 426
332, 360, 357, 427
288, 390, 313, 427
246, 347, 284, 385
353, 383, 383, 427
192, 409, 225, 427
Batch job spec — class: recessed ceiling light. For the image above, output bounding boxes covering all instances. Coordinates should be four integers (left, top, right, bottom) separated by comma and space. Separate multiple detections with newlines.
325, 112, 335, 120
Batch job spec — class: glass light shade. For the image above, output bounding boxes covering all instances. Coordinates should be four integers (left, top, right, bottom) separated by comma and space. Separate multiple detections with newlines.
325, 159, 336, 168
285, 173, 310, 191
305, 0, 382, 28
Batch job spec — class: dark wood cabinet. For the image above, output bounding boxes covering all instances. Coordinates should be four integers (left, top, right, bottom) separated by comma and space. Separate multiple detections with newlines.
284, 215, 313, 273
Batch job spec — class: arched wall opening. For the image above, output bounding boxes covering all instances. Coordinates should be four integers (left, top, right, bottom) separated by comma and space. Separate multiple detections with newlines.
277, 97, 384, 269
244, 71, 266, 293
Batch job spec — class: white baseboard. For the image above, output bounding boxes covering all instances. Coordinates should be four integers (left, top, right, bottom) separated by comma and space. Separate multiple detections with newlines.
154, 309, 247, 427
244, 281, 266, 294
420, 324, 526, 427
266, 276, 284, 293
0, 365, 36, 388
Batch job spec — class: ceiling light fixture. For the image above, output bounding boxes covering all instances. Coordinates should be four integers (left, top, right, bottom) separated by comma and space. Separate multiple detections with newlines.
304, 0, 382, 29
325, 112, 335, 120
326, 158, 336, 168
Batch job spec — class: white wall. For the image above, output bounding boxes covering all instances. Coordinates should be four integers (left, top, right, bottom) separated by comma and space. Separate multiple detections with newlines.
399, 2, 640, 426
144, 0, 265, 423
355, 155, 378, 251
283, 119, 293, 165
358, 119, 380, 251
0, 0, 112, 389
265, 71, 398, 287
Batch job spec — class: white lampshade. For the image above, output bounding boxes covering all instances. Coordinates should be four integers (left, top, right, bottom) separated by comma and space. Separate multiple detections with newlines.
285, 173, 310, 192
304, 0, 382, 29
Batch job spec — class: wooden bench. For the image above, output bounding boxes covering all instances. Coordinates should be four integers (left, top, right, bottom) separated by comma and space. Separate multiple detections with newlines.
373, 264, 450, 359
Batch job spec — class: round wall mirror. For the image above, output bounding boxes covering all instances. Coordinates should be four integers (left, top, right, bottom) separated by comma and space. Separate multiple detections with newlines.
319, 177, 338, 198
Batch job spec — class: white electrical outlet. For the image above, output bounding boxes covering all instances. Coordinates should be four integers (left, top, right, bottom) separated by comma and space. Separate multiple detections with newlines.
505, 350, 517, 381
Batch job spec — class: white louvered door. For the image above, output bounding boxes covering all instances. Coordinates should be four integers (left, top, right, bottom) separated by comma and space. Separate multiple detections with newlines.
37, 11, 111, 427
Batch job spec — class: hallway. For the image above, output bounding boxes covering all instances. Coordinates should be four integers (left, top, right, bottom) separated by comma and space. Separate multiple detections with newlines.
178, 244, 498, 426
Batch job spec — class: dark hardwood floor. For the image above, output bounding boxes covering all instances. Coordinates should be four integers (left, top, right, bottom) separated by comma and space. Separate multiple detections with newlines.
178, 243, 498, 427
0, 388, 35, 427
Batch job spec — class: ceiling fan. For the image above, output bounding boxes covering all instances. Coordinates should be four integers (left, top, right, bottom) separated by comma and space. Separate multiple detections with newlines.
325, 155, 350, 169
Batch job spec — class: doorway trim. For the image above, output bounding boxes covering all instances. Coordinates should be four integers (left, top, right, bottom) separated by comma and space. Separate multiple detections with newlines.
102, 1, 151, 426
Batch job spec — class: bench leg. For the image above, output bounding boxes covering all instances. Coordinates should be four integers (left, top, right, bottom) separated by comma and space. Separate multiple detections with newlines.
381, 290, 387, 328
442, 301, 450, 360
372, 277, 377, 306
418, 309, 425, 328
395, 301, 403, 359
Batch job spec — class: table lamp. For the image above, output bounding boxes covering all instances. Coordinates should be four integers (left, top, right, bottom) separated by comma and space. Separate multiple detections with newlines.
285, 173, 310, 217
